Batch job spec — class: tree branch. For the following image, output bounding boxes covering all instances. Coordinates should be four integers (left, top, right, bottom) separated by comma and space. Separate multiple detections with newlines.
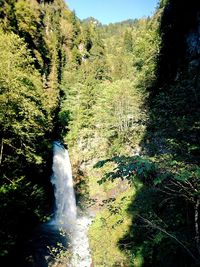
137, 215, 197, 261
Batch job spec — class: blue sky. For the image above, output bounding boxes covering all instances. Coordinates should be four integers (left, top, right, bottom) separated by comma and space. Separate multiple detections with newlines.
66, 0, 158, 25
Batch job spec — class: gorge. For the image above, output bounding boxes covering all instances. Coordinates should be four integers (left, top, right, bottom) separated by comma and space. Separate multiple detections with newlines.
0, 0, 200, 266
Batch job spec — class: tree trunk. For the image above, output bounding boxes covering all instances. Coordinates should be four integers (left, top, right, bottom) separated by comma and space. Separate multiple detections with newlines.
195, 197, 200, 255
0, 138, 3, 165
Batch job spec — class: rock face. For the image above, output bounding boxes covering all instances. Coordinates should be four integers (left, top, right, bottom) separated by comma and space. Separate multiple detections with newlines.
157, 0, 200, 88
145, 0, 200, 161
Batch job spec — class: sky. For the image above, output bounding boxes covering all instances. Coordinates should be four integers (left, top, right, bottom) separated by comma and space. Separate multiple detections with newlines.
66, 0, 158, 25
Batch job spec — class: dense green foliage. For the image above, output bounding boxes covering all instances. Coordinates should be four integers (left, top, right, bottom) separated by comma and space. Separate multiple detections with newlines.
59, 1, 200, 267
59, 10, 161, 267
0, 0, 200, 266
0, 0, 79, 264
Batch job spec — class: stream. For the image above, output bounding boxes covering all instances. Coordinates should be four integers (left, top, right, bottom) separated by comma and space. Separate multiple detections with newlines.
14, 142, 92, 267
49, 141, 92, 267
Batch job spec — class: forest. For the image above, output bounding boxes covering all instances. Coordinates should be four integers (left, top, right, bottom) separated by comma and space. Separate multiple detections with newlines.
0, 0, 200, 266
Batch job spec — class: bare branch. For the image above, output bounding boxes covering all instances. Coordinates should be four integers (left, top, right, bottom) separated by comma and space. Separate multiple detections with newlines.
137, 215, 197, 261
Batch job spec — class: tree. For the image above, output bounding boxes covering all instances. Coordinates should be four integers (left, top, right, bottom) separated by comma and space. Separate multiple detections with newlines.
123, 30, 133, 52
0, 30, 47, 176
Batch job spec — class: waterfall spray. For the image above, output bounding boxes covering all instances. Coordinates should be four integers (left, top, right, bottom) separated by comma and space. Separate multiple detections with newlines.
50, 141, 92, 266
50, 141, 77, 229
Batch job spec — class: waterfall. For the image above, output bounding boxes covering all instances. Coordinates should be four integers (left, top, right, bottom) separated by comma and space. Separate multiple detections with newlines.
50, 141, 92, 267
50, 141, 77, 229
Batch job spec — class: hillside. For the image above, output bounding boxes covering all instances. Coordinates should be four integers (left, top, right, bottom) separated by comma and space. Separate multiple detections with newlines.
0, 0, 200, 266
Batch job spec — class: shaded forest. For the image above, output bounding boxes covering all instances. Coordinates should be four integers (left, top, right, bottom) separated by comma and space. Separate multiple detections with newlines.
0, 0, 200, 266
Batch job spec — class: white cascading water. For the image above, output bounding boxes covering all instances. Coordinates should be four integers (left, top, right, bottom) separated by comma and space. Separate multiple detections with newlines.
50, 141, 92, 267
71, 217, 92, 267
50, 141, 77, 229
